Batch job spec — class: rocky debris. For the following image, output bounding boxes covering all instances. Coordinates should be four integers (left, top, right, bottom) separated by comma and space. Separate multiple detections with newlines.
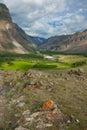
36, 123, 53, 129
23, 110, 30, 118
10, 96, 25, 104
20, 100, 69, 129
24, 70, 46, 79
68, 69, 84, 76
0, 71, 6, 129
21, 70, 55, 91
0, 96, 6, 128
10, 96, 25, 108
4, 70, 55, 93
1, 69, 86, 129
67, 69, 85, 81
15, 126, 28, 130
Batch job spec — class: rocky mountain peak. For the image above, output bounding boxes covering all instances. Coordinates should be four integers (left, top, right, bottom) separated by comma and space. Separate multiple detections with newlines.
0, 3, 36, 53
0, 3, 12, 22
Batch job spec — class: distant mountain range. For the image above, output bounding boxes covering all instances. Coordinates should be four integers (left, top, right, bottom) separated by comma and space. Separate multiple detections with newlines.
39, 30, 87, 54
0, 3, 87, 54
29, 36, 46, 46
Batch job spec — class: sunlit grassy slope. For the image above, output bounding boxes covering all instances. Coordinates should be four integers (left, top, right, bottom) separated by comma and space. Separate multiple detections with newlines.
0, 53, 87, 71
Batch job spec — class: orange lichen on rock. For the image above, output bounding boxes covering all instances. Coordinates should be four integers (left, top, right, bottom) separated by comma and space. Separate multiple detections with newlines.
42, 100, 56, 111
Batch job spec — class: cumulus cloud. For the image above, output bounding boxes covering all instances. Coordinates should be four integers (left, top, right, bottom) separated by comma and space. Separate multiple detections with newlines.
1, 0, 87, 38
78, 0, 87, 8
0, 0, 4, 3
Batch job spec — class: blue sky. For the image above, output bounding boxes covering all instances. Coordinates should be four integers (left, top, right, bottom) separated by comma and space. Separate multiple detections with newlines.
0, 0, 87, 38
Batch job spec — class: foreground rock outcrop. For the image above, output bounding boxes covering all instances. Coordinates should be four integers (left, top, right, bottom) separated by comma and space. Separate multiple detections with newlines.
15, 100, 69, 130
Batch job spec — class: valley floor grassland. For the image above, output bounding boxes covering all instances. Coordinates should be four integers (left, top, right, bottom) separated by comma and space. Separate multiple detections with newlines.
0, 53, 87, 71
0, 53, 87, 130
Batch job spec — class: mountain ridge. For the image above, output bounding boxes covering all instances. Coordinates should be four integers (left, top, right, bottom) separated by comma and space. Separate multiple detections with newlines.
39, 30, 87, 54
0, 3, 87, 54
0, 3, 36, 54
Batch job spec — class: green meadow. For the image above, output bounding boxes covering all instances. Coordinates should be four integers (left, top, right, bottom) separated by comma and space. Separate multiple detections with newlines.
0, 53, 87, 71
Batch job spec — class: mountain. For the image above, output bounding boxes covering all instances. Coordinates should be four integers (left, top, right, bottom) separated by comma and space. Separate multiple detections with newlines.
29, 36, 46, 46
0, 3, 35, 54
40, 30, 87, 54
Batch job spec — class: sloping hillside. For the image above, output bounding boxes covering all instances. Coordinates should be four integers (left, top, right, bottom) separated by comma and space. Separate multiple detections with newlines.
0, 3, 35, 54
40, 30, 87, 54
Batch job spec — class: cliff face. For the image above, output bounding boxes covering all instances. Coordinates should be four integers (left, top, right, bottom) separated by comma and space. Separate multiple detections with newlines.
40, 30, 87, 54
0, 3, 35, 54
0, 4, 12, 21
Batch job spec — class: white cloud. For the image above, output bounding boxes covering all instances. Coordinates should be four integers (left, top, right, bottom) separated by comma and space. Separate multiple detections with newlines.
0, 0, 4, 3
1, 0, 87, 38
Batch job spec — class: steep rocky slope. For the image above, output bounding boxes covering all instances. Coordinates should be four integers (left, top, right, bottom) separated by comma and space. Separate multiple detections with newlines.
40, 30, 87, 54
0, 3, 35, 54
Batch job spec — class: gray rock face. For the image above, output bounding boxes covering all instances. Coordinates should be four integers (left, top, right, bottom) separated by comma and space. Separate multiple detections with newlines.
0, 3, 12, 21
40, 30, 87, 54
0, 3, 35, 53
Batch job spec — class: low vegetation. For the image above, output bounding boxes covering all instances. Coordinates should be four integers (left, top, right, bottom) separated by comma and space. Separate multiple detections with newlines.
0, 53, 87, 130
0, 53, 87, 71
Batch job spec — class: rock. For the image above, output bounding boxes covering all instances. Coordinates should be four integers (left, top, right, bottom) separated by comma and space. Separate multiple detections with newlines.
30, 112, 42, 118
42, 100, 57, 111
15, 126, 28, 130
17, 96, 25, 102
14, 113, 20, 118
15, 100, 69, 129
42, 100, 58, 120
67, 120, 71, 123
26, 70, 44, 79
68, 69, 84, 76
36, 123, 53, 129
10, 96, 25, 107
23, 110, 30, 118
11, 96, 25, 105
42, 100, 68, 124
24, 111, 43, 123
76, 119, 80, 123
17, 102, 25, 107
25, 117, 34, 123
45, 85, 53, 91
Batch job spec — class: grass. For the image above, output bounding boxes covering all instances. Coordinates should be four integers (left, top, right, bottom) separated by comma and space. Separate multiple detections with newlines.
4, 68, 87, 130
1, 53, 87, 130
0, 53, 87, 71
2, 61, 35, 71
